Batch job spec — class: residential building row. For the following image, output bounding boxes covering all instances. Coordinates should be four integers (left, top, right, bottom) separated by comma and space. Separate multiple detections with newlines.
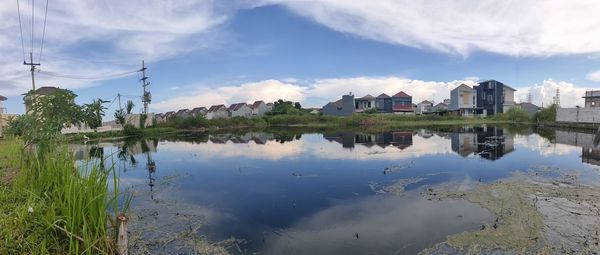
155, 101, 274, 122
321, 80, 536, 117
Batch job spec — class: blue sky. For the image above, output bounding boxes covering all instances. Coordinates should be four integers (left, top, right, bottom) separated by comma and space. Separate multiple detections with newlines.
1, 1, 600, 114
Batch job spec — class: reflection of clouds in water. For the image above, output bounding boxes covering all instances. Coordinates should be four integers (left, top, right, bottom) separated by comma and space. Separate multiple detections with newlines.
262, 193, 493, 255
513, 134, 579, 157
159, 140, 305, 161
157, 134, 455, 161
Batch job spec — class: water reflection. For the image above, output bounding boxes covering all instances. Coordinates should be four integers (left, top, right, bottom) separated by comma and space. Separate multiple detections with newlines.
69, 126, 600, 254
555, 130, 600, 167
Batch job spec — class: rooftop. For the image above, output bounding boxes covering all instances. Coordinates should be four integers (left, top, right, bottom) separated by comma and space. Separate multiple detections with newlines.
252, 100, 265, 109
0, 95, 6, 101
208, 104, 226, 112
392, 91, 411, 98
356, 94, 375, 100
376, 93, 391, 99
228, 103, 248, 111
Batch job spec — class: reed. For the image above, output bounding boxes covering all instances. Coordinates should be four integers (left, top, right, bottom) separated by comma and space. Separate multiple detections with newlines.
0, 137, 130, 254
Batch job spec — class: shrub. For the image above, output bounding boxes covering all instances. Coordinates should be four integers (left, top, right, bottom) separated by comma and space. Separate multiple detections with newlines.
495, 107, 532, 123
533, 104, 557, 123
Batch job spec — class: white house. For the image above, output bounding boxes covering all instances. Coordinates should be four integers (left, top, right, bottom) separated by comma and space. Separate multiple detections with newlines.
354, 94, 376, 112
228, 103, 253, 118
416, 100, 433, 114
206, 105, 229, 119
449, 84, 477, 116
251, 101, 269, 116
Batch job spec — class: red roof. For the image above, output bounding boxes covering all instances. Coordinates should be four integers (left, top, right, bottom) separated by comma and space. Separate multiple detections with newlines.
392, 91, 411, 98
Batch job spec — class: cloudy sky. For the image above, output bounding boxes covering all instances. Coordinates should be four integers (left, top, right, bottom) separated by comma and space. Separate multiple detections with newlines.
1, 0, 600, 114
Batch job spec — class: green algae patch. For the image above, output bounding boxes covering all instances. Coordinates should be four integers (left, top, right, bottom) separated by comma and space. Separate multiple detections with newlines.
421, 174, 600, 254
440, 181, 544, 253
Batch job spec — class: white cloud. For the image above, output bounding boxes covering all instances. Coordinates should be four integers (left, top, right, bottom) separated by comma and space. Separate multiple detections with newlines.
262, 0, 600, 57
152, 79, 306, 111
0, 0, 238, 96
586, 70, 600, 82
514, 79, 591, 107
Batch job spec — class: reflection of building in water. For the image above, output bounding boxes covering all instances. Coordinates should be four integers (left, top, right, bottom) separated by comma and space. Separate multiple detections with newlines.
555, 131, 600, 166
323, 132, 356, 148
391, 132, 413, 150
450, 132, 477, 157
449, 126, 514, 160
324, 131, 414, 150
209, 133, 275, 144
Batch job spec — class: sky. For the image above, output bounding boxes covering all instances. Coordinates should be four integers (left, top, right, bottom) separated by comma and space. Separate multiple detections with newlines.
1, 0, 600, 115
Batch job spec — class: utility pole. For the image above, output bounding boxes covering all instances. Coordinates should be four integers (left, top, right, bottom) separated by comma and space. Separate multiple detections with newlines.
139, 60, 150, 115
118, 93, 122, 111
24, 52, 40, 92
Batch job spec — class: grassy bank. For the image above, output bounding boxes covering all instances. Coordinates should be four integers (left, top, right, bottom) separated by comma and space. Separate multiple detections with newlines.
0, 138, 129, 254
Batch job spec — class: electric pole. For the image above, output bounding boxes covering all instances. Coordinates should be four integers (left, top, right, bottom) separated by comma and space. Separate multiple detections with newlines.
24, 52, 40, 92
118, 93, 122, 111
140, 60, 151, 114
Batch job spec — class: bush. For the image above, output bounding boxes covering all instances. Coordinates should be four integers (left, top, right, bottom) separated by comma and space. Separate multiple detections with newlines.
533, 104, 557, 123
495, 107, 532, 123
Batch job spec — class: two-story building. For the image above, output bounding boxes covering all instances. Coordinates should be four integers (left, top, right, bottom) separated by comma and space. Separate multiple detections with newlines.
449, 84, 477, 116
416, 100, 433, 114
375, 93, 393, 113
354, 94, 376, 112
473, 80, 516, 116
583, 90, 600, 108
391, 91, 413, 114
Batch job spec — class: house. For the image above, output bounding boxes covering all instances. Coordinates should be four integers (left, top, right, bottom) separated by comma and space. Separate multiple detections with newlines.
416, 100, 433, 114
206, 105, 229, 119
432, 102, 448, 113
516, 103, 540, 117
164, 111, 176, 120
473, 80, 516, 116
449, 84, 477, 116
191, 107, 207, 117
322, 94, 355, 116
175, 109, 192, 118
251, 101, 269, 116
154, 113, 165, 123
583, 90, 600, 108
391, 91, 413, 114
355, 94, 376, 112
228, 103, 253, 118
375, 93, 392, 113
266, 103, 274, 111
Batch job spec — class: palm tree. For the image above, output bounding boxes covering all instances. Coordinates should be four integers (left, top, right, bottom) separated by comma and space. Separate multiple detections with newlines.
126, 100, 135, 114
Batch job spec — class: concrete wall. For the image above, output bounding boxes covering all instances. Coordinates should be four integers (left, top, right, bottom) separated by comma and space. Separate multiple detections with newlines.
557, 108, 600, 123
322, 95, 355, 116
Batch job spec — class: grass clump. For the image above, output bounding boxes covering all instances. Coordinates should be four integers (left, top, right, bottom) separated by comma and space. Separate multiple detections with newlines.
0, 138, 130, 254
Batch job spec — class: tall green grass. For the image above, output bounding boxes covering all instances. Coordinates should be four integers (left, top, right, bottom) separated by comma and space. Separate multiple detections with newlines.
0, 138, 130, 254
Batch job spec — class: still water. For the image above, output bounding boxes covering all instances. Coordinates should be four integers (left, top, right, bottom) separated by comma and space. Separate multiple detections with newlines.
74, 126, 600, 254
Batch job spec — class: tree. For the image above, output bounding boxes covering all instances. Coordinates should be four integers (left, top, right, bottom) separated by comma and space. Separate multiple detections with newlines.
125, 100, 135, 114
82, 99, 109, 131
10, 89, 84, 146
114, 109, 126, 125
268, 99, 301, 115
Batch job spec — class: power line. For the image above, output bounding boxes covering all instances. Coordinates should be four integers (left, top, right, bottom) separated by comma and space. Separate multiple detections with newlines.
38, 0, 48, 63
16, 0, 26, 61
37, 69, 139, 80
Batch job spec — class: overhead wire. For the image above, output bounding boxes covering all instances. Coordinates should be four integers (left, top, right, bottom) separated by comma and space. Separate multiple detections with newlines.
37, 69, 139, 80
38, 0, 48, 63
16, 0, 26, 61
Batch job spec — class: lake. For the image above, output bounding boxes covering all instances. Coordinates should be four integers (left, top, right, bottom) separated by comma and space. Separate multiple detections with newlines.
72, 125, 600, 254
